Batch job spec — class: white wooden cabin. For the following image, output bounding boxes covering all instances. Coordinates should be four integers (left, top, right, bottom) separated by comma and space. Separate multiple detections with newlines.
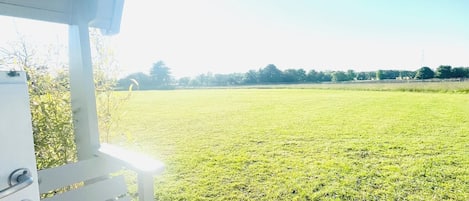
0, 1, 164, 200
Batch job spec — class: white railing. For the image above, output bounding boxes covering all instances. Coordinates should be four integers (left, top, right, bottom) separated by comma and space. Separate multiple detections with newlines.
38, 144, 164, 201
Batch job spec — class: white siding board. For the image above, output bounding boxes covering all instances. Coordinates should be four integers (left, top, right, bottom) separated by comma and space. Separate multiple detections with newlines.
38, 157, 120, 194
41, 175, 128, 201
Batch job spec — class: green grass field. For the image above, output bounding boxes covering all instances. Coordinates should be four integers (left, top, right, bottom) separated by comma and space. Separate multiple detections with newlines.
115, 89, 468, 200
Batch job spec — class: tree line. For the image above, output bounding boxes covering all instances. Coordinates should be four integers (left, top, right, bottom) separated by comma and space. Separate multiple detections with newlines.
117, 63, 469, 89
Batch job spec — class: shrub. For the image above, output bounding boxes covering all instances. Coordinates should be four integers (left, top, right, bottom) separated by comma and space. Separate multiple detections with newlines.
1, 31, 128, 170
28, 68, 77, 169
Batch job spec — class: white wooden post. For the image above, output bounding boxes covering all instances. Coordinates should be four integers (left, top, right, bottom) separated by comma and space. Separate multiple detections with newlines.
138, 173, 154, 201
69, 22, 100, 160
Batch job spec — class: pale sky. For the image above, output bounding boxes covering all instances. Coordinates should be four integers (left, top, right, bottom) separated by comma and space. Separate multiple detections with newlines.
1, 0, 469, 78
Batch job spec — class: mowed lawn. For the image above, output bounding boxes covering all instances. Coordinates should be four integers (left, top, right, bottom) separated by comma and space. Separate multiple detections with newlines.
116, 89, 469, 200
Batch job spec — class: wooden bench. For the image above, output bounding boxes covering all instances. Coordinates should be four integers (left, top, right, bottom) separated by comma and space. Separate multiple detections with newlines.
38, 144, 164, 201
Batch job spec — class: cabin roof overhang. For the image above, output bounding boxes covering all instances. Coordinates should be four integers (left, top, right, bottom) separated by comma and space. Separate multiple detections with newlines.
0, 0, 124, 35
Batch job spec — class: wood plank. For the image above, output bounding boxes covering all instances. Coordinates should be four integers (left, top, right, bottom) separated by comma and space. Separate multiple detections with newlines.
98, 143, 165, 174
38, 157, 121, 194
41, 175, 128, 201
0, 0, 72, 24
0, 0, 70, 12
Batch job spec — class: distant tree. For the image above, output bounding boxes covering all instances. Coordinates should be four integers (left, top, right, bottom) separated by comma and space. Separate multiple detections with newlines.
150, 61, 172, 87
319, 71, 332, 82
356, 72, 368, 80
451, 67, 468, 78
195, 73, 212, 86
117, 72, 151, 90
282, 69, 306, 83
331, 71, 350, 82
178, 77, 191, 87
242, 70, 258, 84
415, 66, 435, 79
189, 79, 201, 86
385, 70, 400, 79
205, 72, 214, 85
376, 70, 383, 80
366, 71, 376, 80
306, 70, 320, 82
377, 70, 400, 80
259, 64, 283, 83
346, 69, 356, 80
212, 74, 228, 86
282, 69, 297, 82
399, 70, 416, 79
463, 67, 469, 78
355, 71, 376, 80
296, 69, 307, 82
119, 65, 465, 88
435, 65, 452, 79
229, 73, 244, 85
